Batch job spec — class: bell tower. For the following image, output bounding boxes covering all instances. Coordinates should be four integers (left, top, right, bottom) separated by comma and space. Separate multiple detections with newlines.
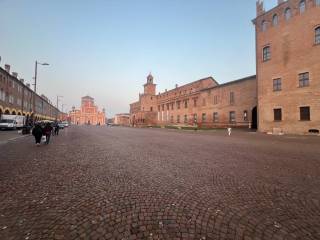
143, 73, 156, 95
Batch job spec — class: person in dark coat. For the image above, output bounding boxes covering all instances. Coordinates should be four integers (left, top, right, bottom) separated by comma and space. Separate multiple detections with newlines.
32, 124, 43, 146
43, 123, 53, 144
54, 123, 60, 136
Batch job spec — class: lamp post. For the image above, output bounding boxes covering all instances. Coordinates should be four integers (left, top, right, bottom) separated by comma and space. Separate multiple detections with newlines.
62, 104, 67, 121
34, 61, 49, 93
56, 95, 63, 120
56, 95, 63, 110
62, 104, 66, 113
32, 61, 49, 122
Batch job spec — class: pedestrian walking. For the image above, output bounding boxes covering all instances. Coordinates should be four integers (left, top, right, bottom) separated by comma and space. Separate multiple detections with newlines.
43, 122, 53, 144
32, 123, 43, 146
54, 123, 60, 136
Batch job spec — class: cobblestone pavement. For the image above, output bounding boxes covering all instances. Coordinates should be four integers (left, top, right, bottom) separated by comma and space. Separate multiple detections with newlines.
0, 130, 23, 144
0, 126, 319, 240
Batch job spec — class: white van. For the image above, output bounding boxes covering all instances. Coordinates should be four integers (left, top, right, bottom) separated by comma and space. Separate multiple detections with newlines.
0, 115, 25, 130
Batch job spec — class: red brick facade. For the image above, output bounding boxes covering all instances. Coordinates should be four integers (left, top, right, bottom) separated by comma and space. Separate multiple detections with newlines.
0, 65, 61, 122
69, 96, 106, 125
253, 0, 320, 134
130, 74, 257, 128
114, 113, 130, 126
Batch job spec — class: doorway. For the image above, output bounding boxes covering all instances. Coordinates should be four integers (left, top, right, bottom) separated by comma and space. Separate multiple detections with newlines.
251, 106, 257, 129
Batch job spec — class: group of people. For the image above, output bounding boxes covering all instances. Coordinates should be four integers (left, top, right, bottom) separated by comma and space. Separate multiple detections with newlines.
32, 122, 60, 146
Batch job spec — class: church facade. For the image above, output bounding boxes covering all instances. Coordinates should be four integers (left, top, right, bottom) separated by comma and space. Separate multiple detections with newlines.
69, 96, 106, 125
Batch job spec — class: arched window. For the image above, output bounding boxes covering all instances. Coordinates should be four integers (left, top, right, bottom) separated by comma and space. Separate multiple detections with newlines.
261, 20, 267, 32
299, 0, 306, 13
315, 27, 320, 44
285, 8, 291, 21
272, 14, 278, 26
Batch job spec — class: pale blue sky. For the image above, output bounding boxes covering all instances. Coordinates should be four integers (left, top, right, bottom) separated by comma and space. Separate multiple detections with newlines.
0, 0, 277, 117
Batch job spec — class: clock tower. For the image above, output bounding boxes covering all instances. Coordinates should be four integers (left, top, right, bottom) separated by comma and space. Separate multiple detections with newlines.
143, 73, 156, 95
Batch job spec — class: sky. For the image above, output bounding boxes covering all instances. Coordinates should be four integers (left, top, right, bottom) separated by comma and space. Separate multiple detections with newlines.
0, 0, 278, 117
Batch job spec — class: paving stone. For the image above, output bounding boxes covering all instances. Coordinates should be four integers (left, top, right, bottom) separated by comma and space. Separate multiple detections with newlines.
0, 126, 319, 239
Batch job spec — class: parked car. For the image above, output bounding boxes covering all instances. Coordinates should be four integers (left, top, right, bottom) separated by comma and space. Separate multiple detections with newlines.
58, 122, 65, 129
62, 121, 69, 127
0, 119, 17, 130
0, 114, 25, 129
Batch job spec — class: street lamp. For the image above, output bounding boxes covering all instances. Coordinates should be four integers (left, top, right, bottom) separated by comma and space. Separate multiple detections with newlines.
56, 95, 63, 110
56, 95, 63, 121
31, 61, 49, 122
34, 61, 49, 93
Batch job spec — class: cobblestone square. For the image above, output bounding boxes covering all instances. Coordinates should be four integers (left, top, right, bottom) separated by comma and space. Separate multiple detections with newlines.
0, 127, 319, 240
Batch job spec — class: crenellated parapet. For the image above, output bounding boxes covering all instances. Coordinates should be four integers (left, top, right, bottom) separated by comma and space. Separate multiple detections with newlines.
254, 0, 320, 32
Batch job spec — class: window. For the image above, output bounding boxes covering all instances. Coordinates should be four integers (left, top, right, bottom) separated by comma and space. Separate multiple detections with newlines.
244, 110, 248, 121
213, 112, 218, 122
214, 96, 218, 105
285, 8, 291, 21
177, 101, 181, 109
193, 114, 197, 123
150, 107, 153, 112
272, 14, 278, 26
171, 103, 174, 110
193, 99, 197, 107
184, 115, 188, 123
9, 95, 14, 104
262, 20, 267, 32
184, 100, 188, 108
170, 115, 174, 123
299, 72, 309, 87
166, 104, 169, 111
315, 27, 320, 45
300, 107, 310, 121
202, 113, 206, 122
230, 92, 235, 105
162, 105, 164, 111
274, 108, 282, 121
263, 46, 271, 61
177, 115, 180, 123
0, 89, 5, 101
273, 78, 282, 91
300, 0, 306, 13
229, 111, 236, 123
158, 105, 160, 111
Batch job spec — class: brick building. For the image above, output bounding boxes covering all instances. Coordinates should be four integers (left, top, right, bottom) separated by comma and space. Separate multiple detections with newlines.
130, 74, 257, 128
0, 64, 61, 122
69, 96, 106, 125
253, 0, 320, 134
114, 113, 130, 126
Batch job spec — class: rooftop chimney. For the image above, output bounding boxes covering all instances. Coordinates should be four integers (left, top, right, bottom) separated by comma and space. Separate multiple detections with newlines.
12, 72, 18, 78
278, 0, 285, 5
20, 79, 24, 84
175, 84, 178, 88
4, 64, 10, 73
26, 83, 30, 88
